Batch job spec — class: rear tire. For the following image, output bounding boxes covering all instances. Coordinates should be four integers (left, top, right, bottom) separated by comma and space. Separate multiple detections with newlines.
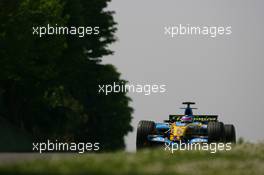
224, 124, 236, 143
136, 120, 155, 150
208, 122, 224, 142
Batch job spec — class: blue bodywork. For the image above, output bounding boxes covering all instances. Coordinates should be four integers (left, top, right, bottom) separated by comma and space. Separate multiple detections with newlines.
146, 102, 216, 145
148, 122, 209, 145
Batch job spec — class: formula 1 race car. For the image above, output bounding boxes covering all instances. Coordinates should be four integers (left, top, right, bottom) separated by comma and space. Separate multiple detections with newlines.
136, 102, 236, 149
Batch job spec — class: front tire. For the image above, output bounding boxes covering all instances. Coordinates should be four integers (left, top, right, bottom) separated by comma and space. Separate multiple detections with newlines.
208, 122, 225, 142
136, 120, 155, 150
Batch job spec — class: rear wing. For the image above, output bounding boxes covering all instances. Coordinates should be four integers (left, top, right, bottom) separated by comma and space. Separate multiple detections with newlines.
167, 115, 218, 122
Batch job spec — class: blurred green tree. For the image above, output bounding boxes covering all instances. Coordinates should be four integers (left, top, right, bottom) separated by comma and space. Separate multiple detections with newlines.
0, 0, 133, 151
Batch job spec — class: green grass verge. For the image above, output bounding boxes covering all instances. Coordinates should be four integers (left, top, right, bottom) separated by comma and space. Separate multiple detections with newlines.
0, 143, 263, 175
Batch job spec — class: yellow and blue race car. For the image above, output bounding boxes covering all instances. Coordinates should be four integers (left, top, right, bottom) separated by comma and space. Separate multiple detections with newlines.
136, 102, 236, 149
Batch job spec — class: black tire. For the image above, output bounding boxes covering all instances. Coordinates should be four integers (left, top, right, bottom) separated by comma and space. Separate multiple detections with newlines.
224, 124, 236, 143
208, 122, 225, 143
136, 120, 155, 150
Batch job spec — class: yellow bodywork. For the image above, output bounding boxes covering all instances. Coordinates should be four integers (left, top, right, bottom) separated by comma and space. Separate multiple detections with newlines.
169, 123, 202, 141
169, 123, 188, 141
